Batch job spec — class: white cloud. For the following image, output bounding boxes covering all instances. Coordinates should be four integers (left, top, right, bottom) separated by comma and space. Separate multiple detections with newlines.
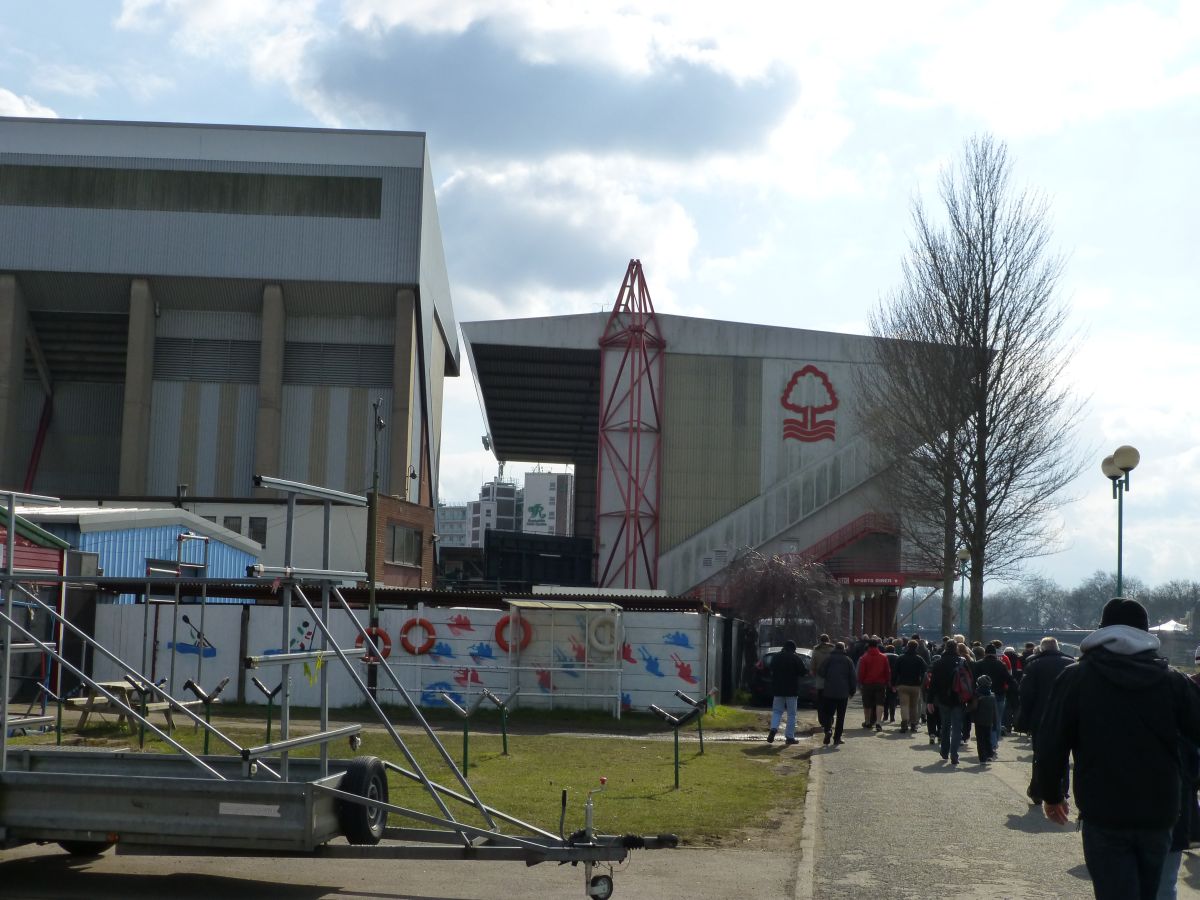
31, 64, 110, 98
0, 88, 56, 117
116, 0, 323, 85
911, 2, 1200, 136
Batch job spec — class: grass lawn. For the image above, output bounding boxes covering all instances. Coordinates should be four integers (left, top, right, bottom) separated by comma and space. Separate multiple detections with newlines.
14, 707, 804, 846
205, 701, 765, 735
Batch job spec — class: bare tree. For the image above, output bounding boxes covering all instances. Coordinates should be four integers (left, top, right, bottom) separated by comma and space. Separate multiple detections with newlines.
863, 134, 1084, 641
721, 549, 840, 643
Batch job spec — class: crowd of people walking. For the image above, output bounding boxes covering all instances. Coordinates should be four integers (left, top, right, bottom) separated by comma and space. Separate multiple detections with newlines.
765, 598, 1200, 900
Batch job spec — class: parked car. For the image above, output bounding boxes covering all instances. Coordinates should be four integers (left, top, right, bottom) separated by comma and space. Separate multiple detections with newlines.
748, 646, 817, 707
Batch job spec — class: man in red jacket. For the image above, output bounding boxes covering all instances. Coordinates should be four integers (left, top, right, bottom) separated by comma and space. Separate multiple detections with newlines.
857, 638, 892, 731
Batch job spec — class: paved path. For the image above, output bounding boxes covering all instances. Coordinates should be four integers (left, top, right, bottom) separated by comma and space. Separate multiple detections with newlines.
803, 702, 1200, 899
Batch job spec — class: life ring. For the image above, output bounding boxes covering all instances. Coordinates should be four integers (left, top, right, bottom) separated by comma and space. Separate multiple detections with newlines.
399, 618, 436, 655
588, 614, 618, 654
356, 626, 392, 662
495, 615, 532, 653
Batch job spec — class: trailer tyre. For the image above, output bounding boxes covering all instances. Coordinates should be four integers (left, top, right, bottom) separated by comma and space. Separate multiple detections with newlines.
58, 839, 114, 856
337, 756, 389, 845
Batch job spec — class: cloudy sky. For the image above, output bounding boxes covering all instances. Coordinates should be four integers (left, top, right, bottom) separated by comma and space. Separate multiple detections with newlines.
2, 1, 1197, 593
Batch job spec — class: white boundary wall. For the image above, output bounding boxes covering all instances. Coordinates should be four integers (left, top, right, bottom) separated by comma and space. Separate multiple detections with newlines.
93, 603, 723, 716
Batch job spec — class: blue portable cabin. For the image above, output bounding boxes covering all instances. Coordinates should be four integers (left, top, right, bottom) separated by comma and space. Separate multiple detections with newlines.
15, 507, 260, 603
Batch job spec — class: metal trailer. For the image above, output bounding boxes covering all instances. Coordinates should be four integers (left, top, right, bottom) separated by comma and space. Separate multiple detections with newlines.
0, 479, 677, 900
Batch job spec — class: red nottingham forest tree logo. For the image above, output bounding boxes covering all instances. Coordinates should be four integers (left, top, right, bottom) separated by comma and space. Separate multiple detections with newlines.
780, 365, 838, 442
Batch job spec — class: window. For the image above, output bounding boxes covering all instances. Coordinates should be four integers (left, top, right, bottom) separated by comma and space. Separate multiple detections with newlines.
248, 516, 267, 547
0, 164, 383, 219
386, 524, 422, 566
223, 516, 242, 534
201, 515, 217, 524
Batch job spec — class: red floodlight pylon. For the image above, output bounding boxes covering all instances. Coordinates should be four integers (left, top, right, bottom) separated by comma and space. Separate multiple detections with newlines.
594, 259, 666, 589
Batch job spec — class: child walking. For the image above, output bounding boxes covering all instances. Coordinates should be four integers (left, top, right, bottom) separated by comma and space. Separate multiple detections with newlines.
973, 675, 998, 764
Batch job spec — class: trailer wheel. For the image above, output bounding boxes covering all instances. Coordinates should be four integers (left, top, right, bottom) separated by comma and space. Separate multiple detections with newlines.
337, 756, 388, 844
58, 839, 114, 857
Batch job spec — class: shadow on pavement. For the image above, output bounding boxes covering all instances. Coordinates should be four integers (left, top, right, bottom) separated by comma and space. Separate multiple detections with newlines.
1181, 850, 1200, 891
913, 761, 962, 774
1004, 804, 1064, 834
1066, 863, 1091, 881
0, 853, 453, 900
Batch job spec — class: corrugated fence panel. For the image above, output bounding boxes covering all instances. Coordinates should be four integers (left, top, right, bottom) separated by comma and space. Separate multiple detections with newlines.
279, 386, 313, 486
148, 380, 184, 494
148, 381, 258, 495
79, 525, 258, 604
278, 385, 390, 492
282, 342, 393, 386
660, 354, 762, 552
154, 338, 260, 382
157, 308, 262, 341
28, 381, 123, 496
0, 155, 420, 285
285, 315, 393, 345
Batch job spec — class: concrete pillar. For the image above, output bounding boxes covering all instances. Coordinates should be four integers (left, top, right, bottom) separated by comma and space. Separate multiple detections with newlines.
0, 275, 28, 487
389, 288, 416, 501
254, 284, 285, 494
118, 278, 155, 495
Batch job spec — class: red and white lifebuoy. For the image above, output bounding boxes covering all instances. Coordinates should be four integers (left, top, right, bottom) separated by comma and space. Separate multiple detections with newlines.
356, 626, 392, 662
399, 617, 436, 655
495, 614, 532, 653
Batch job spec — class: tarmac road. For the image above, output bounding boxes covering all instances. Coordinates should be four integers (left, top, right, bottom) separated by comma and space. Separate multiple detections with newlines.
0, 839, 799, 900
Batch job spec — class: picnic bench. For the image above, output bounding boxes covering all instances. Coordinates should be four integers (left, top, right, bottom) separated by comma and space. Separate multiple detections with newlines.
66, 681, 205, 732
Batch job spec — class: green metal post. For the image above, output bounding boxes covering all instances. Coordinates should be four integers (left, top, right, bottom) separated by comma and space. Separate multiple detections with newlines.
55, 699, 62, 746
697, 715, 704, 755
672, 729, 681, 792
463, 718, 470, 773
265, 697, 274, 744
138, 691, 147, 749
501, 706, 509, 756
203, 702, 212, 755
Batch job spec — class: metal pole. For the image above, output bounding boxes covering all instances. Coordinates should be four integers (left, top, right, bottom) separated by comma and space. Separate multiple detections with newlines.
366, 398, 383, 700
320, 498, 331, 777
197, 538, 210, 704
958, 569, 965, 631
1, 495, 15, 771
170, 537, 182, 698
281, 491, 295, 780
501, 706, 509, 756
463, 718, 470, 774
1116, 480, 1124, 596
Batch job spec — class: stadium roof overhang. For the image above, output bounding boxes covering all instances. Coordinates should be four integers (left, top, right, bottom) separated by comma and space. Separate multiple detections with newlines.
461, 314, 607, 465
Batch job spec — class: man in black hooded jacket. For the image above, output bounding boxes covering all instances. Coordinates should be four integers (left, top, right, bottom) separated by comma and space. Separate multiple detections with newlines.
1038, 598, 1200, 900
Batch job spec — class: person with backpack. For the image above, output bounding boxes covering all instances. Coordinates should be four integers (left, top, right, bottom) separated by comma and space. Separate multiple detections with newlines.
923, 658, 941, 745
928, 640, 975, 765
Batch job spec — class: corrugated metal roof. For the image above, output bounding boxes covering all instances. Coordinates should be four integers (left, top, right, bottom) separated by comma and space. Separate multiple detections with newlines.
16, 506, 261, 556
507, 599, 620, 611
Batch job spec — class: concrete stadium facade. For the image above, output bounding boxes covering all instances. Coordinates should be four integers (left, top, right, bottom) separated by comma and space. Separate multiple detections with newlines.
0, 118, 457, 588
464, 310, 937, 635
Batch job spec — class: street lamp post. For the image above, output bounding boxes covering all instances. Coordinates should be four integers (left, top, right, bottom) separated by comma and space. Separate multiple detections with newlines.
1101, 444, 1140, 596
956, 547, 970, 632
